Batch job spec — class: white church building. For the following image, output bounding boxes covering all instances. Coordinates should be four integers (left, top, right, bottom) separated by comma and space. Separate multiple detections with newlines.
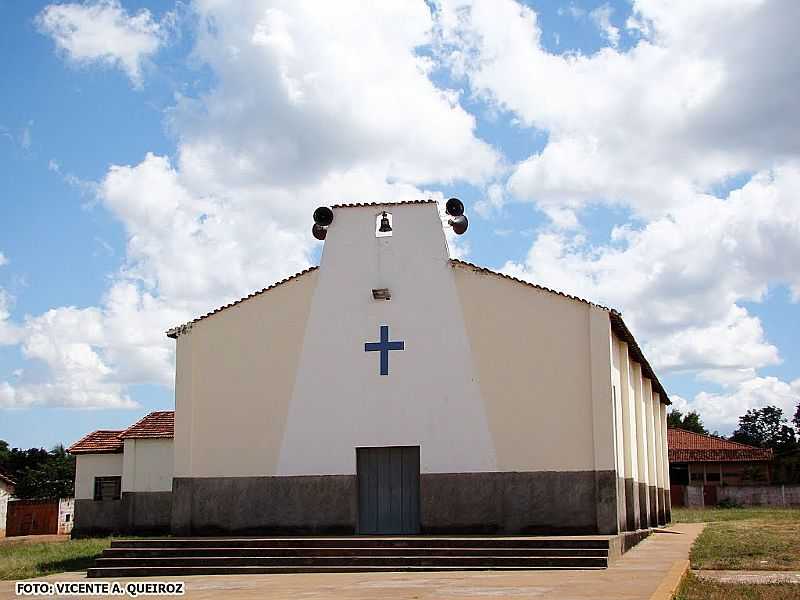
70, 200, 670, 537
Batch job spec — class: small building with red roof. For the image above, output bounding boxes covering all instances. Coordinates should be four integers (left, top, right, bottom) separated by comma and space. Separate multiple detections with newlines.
68, 411, 174, 536
667, 427, 773, 507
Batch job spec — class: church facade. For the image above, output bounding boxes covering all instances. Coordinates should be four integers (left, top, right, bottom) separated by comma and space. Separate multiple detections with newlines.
70, 200, 670, 537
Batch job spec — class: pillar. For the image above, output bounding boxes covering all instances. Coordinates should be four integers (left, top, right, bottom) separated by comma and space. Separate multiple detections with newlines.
632, 362, 650, 528
618, 342, 640, 531
644, 378, 658, 527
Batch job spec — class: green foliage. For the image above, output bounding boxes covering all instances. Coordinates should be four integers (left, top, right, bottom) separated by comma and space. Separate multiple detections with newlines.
731, 405, 798, 453
0, 440, 75, 500
667, 409, 709, 434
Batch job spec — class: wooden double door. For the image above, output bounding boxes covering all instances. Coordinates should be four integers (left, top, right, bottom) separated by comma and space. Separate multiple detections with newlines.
356, 446, 420, 534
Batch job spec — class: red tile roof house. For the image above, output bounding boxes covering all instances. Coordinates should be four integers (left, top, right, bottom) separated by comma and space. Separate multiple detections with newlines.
667, 427, 773, 507
67, 411, 174, 536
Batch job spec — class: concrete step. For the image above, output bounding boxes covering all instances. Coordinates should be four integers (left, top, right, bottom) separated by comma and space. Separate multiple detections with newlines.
87, 565, 606, 578
102, 546, 607, 558
92, 536, 613, 577
110, 537, 611, 550
94, 556, 608, 569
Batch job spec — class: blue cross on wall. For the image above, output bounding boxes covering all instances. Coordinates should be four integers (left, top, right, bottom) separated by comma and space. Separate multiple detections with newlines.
364, 325, 405, 376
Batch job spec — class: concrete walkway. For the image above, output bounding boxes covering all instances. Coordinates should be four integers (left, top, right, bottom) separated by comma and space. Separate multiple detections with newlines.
0, 524, 704, 600
693, 569, 800, 584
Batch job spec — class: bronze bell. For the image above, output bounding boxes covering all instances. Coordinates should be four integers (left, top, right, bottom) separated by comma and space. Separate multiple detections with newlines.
378, 212, 392, 233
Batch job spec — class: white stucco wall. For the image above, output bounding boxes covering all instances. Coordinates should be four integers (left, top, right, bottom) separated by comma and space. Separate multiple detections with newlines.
122, 439, 174, 493
174, 269, 319, 478
74, 453, 123, 500
617, 339, 639, 482
632, 363, 650, 487
173, 202, 664, 479
454, 265, 608, 473
653, 392, 665, 490
0, 480, 12, 536
58, 498, 74, 534
279, 204, 496, 475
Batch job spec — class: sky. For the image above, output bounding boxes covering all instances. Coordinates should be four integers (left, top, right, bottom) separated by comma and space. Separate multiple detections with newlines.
1, 0, 799, 449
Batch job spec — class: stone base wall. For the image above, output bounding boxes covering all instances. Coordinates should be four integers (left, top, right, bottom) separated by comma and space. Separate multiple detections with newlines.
72, 492, 172, 537
171, 475, 357, 536
718, 485, 800, 507
171, 470, 619, 536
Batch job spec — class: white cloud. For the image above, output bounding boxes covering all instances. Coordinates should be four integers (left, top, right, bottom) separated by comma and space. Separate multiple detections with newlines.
439, 0, 800, 218
437, 0, 800, 429
3, 1, 498, 409
687, 377, 800, 431
501, 162, 800, 429
0, 289, 21, 347
590, 4, 620, 47
36, 0, 168, 87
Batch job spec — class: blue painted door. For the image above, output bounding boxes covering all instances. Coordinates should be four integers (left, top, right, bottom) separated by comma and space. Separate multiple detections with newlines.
357, 446, 420, 534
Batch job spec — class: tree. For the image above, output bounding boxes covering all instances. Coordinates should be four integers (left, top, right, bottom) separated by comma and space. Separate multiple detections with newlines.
667, 409, 708, 435
0, 439, 9, 466
731, 405, 798, 453
0, 443, 75, 499
11, 446, 75, 500
793, 402, 800, 434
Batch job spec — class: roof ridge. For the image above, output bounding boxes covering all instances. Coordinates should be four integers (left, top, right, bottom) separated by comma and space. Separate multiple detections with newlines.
449, 259, 614, 311
450, 259, 670, 405
331, 199, 436, 209
118, 412, 157, 439
67, 429, 125, 454
668, 427, 768, 450
118, 410, 175, 439
166, 266, 318, 338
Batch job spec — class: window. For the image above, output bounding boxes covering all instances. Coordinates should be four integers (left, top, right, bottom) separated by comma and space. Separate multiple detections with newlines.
94, 476, 121, 501
64, 514, 70, 522
690, 472, 704, 482
706, 472, 720, 482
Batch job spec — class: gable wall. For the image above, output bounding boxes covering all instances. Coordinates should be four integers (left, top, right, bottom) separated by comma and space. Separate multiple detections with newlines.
452, 266, 598, 471
174, 269, 318, 478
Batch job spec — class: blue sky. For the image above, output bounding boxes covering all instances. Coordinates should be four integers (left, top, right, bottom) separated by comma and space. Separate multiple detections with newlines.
1, 0, 798, 448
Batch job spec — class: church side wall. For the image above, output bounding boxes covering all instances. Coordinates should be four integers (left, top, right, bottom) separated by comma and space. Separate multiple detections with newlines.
453, 267, 595, 472
173, 269, 319, 479
454, 268, 619, 534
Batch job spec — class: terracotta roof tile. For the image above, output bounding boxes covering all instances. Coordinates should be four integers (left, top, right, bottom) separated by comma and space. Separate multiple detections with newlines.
67, 430, 124, 454
166, 267, 318, 338
450, 259, 670, 404
0, 469, 15, 487
668, 427, 773, 462
330, 199, 436, 208
119, 411, 174, 439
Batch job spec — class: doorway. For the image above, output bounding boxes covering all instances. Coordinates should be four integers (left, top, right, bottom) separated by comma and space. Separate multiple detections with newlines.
356, 446, 420, 534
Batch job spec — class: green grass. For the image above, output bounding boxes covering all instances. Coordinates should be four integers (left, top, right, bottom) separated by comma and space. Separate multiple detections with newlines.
675, 572, 800, 600
672, 507, 800, 571
0, 537, 112, 580
673, 507, 800, 524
